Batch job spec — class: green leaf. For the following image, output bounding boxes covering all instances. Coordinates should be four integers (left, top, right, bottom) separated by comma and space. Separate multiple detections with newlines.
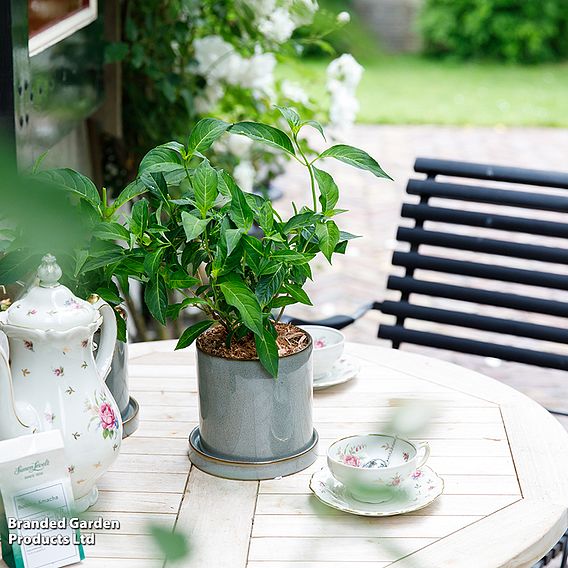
148, 525, 190, 563
166, 270, 199, 289
139, 144, 183, 175
222, 172, 254, 230
255, 266, 285, 306
143, 248, 164, 277
93, 222, 131, 243
255, 327, 279, 378
229, 122, 295, 156
271, 250, 315, 264
74, 250, 89, 277
193, 159, 218, 217
258, 201, 274, 233
95, 287, 122, 304
315, 220, 340, 263
274, 105, 301, 131
0, 252, 41, 284
166, 296, 209, 318
113, 179, 148, 210
166, 298, 209, 319
150, 172, 169, 201
269, 295, 298, 309
318, 144, 392, 179
82, 249, 124, 272
35, 168, 101, 212
187, 118, 230, 156
130, 199, 149, 236
115, 309, 127, 342
339, 231, 361, 241
181, 211, 209, 241
302, 120, 326, 141
175, 320, 215, 350
218, 275, 263, 336
283, 211, 318, 233
284, 283, 312, 305
161, 141, 185, 155
144, 274, 168, 325
224, 228, 243, 256
313, 167, 339, 212
242, 235, 264, 274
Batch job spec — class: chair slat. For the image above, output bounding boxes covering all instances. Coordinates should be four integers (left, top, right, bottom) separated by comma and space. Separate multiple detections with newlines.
407, 179, 568, 212
401, 203, 568, 239
387, 276, 568, 318
377, 325, 568, 371
380, 300, 568, 343
397, 227, 568, 264
414, 158, 568, 189
392, 252, 568, 291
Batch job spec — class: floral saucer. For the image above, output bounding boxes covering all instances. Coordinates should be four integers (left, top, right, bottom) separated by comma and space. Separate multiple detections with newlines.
309, 465, 444, 516
313, 356, 360, 391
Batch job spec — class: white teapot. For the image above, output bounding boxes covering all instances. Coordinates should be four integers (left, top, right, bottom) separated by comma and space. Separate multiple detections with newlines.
0, 254, 122, 511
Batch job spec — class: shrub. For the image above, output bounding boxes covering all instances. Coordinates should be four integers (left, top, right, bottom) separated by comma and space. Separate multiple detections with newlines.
419, 0, 568, 63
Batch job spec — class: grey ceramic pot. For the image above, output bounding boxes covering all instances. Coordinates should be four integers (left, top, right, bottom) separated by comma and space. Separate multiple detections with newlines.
193, 335, 318, 478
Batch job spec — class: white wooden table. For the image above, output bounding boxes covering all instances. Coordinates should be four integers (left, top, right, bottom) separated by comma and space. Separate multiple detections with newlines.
14, 341, 568, 567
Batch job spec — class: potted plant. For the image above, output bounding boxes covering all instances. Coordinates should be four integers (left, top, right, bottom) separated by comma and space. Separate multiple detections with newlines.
124, 107, 391, 479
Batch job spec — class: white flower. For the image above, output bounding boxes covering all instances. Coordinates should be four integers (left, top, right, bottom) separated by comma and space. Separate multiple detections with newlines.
326, 54, 363, 132
329, 84, 360, 130
258, 7, 296, 43
244, 0, 276, 18
281, 80, 309, 105
233, 160, 256, 193
194, 82, 224, 114
235, 51, 276, 93
337, 11, 350, 24
193, 36, 242, 82
327, 53, 363, 92
227, 134, 254, 158
290, 0, 319, 26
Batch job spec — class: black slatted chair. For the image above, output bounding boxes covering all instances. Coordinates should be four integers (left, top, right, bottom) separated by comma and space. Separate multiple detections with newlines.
287, 157, 568, 567
290, 157, 568, 378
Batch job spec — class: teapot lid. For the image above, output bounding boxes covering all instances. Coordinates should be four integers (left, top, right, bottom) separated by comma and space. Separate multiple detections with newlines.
5, 254, 97, 331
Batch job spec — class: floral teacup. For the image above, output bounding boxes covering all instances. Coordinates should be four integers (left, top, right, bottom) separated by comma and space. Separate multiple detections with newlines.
299, 325, 344, 378
327, 434, 430, 503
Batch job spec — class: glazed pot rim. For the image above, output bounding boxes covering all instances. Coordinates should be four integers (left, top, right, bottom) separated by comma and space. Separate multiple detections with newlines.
327, 433, 419, 471
196, 326, 312, 362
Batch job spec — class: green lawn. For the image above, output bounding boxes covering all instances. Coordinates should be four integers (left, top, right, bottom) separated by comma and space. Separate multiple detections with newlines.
280, 56, 568, 127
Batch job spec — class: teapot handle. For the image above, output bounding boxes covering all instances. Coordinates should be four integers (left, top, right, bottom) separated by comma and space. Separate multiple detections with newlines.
93, 299, 117, 381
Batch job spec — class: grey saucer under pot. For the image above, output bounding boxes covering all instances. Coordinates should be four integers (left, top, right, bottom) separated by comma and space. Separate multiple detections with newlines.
188, 334, 318, 480
105, 338, 140, 438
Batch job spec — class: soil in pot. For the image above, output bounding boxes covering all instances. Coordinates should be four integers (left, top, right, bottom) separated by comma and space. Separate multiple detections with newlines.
196, 322, 310, 360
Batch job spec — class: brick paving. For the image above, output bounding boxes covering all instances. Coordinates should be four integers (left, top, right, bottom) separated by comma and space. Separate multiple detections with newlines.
278, 124, 568, 428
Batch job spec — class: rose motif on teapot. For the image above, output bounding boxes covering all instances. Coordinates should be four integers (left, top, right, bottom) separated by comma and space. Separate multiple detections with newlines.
85, 391, 120, 440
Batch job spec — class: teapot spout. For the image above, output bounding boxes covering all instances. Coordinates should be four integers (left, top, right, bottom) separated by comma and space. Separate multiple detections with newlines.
0, 331, 36, 440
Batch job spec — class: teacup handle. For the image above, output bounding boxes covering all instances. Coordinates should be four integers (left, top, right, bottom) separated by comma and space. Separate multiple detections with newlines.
415, 441, 430, 469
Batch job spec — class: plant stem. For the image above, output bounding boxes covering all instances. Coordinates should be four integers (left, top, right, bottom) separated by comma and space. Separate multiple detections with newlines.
294, 133, 318, 211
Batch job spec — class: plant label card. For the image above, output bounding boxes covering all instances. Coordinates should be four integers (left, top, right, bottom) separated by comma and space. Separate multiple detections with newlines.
0, 430, 84, 568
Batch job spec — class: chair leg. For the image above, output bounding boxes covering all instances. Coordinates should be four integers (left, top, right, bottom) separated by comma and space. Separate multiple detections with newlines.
561, 534, 568, 568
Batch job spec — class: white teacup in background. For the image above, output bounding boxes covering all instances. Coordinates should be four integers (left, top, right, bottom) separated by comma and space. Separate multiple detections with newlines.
327, 433, 431, 503
299, 325, 344, 378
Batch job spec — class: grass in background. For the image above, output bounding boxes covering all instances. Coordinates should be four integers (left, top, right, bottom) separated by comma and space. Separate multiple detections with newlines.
279, 56, 568, 127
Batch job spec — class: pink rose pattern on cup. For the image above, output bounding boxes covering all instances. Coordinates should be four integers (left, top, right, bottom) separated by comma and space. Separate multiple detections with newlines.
314, 337, 327, 349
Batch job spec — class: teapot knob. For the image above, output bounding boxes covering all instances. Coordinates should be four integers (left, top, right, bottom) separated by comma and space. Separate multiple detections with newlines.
38, 254, 62, 288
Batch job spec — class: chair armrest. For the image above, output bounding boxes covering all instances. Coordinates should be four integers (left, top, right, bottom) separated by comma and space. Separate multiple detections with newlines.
283, 302, 381, 330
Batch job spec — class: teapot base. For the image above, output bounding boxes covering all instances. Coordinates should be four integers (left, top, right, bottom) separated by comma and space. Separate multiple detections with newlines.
74, 486, 99, 512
